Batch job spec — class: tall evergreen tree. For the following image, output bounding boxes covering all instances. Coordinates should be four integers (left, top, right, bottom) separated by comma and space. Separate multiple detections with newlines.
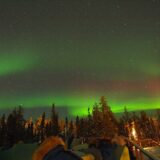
45, 121, 52, 137
75, 116, 80, 138
6, 106, 25, 145
92, 103, 102, 136
0, 114, 7, 146
16, 106, 25, 142
69, 120, 74, 134
79, 118, 85, 137
140, 111, 152, 139
87, 107, 93, 137
7, 113, 16, 145
99, 96, 118, 137
28, 122, 34, 142
40, 112, 45, 141
51, 104, 59, 135
122, 106, 131, 123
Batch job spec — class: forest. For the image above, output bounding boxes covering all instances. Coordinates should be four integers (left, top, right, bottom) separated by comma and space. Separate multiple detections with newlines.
0, 97, 160, 148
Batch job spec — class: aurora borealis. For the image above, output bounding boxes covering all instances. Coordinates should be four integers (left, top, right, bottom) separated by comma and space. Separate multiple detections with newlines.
0, 0, 160, 117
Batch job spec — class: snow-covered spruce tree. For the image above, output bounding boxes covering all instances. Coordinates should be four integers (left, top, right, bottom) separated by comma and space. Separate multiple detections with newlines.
92, 103, 102, 137
99, 96, 118, 137
91, 96, 118, 138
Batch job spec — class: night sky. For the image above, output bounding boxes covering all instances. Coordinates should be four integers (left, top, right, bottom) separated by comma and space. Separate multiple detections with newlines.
0, 0, 160, 116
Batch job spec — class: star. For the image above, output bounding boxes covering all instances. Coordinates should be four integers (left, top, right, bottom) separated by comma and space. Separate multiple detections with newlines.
123, 23, 128, 27
87, 2, 91, 6
116, 5, 120, 9
111, 29, 115, 33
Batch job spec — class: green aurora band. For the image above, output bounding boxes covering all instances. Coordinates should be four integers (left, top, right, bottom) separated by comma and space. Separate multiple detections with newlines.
0, 93, 159, 116
0, 42, 159, 117
0, 0, 160, 117
0, 44, 159, 117
0, 52, 38, 76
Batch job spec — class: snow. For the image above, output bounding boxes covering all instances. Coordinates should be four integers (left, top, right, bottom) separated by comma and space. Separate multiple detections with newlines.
0, 143, 38, 160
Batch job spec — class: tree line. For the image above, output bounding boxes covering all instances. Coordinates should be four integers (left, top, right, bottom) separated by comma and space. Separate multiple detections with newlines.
0, 96, 160, 148
119, 107, 160, 142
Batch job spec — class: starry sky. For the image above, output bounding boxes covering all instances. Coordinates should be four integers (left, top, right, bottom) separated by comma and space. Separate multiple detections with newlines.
0, 0, 160, 116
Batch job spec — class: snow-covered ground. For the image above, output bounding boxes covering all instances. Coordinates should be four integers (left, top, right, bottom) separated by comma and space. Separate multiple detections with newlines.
144, 146, 160, 160
0, 143, 38, 160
